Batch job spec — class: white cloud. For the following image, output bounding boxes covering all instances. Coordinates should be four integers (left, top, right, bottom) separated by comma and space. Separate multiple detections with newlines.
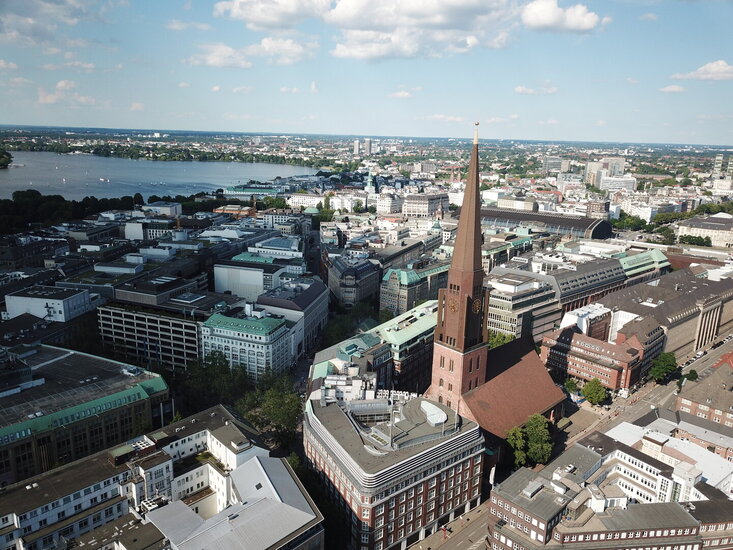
326, 0, 518, 60
178, 81, 191, 88
189, 37, 317, 68
42, 60, 95, 71
188, 43, 253, 68
211, 85, 221, 92
130, 102, 144, 111
659, 85, 684, 93
44, 47, 62, 55
425, 114, 464, 123
390, 90, 412, 99
0, 0, 99, 47
38, 79, 95, 106
232, 85, 253, 93
596, 119, 607, 126
515, 81, 557, 95
672, 60, 733, 81
280, 86, 299, 93
9, 76, 32, 86
521, 0, 605, 32
486, 114, 519, 124
214, 0, 331, 30
626, 77, 639, 85
538, 119, 559, 125
639, 12, 657, 21
166, 19, 212, 31
0, 59, 18, 70
515, 85, 536, 95
56, 80, 76, 91
310, 81, 318, 94
244, 37, 318, 65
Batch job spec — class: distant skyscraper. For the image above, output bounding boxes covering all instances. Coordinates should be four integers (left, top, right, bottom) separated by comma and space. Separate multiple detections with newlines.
542, 156, 562, 173
713, 154, 724, 179
364, 138, 372, 156
353, 139, 359, 155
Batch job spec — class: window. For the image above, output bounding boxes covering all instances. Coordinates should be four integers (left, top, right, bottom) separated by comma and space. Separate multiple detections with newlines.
361, 509, 370, 519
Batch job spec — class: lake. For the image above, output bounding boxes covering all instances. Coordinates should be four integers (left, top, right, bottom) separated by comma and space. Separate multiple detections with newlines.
0, 151, 318, 200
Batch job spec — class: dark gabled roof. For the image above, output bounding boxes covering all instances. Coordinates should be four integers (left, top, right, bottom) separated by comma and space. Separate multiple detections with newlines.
463, 338, 565, 439
455, 206, 612, 235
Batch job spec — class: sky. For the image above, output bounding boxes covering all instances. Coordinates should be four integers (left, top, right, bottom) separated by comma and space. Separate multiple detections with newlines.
0, 0, 732, 145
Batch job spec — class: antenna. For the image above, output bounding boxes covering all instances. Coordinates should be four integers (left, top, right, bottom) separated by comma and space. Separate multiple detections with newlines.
473, 122, 480, 145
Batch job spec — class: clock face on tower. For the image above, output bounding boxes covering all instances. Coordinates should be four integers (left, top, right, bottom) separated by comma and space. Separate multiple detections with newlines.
448, 298, 458, 312
472, 298, 482, 314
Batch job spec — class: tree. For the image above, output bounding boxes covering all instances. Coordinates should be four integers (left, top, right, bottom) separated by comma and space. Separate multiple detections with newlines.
686, 369, 699, 382
649, 352, 678, 382
524, 414, 553, 465
564, 378, 578, 394
133, 192, 144, 205
488, 331, 514, 349
0, 148, 12, 169
581, 378, 607, 405
367, 205, 377, 214
353, 199, 364, 213
323, 194, 331, 210
379, 309, 394, 323
506, 426, 527, 468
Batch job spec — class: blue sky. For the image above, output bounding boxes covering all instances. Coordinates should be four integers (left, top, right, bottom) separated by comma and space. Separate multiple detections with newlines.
1, 0, 732, 144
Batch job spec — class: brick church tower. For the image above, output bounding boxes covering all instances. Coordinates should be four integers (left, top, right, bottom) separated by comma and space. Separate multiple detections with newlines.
425, 124, 489, 419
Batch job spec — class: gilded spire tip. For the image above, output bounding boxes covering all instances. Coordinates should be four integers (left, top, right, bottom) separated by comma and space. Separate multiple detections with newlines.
473, 122, 479, 145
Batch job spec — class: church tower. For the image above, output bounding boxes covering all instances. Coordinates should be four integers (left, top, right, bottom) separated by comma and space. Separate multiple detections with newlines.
425, 124, 489, 417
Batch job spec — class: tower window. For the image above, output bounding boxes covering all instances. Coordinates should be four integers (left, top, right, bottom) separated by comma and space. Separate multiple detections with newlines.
439, 378, 444, 387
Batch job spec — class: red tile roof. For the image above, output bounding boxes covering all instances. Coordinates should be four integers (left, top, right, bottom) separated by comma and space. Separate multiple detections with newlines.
463, 338, 565, 439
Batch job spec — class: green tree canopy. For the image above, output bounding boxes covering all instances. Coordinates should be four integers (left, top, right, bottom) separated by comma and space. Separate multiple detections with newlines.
524, 414, 553, 465
506, 426, 527, 468
564, 378, 579, 394
0, 148, 12, 169
581, 378, 607, 405
649, 352, 678, 382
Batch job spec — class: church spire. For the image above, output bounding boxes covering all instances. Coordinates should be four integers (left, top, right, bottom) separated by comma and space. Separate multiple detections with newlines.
424, 125, 489, 413
433, 124, 488, 353
450, 122, 482, 276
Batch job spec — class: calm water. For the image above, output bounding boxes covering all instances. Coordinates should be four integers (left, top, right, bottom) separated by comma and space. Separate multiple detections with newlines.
0, 151, 318, 200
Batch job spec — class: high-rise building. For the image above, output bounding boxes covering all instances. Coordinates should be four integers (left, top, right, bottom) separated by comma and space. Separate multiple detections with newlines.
712, 154, 724, 179
364, 138, 372, 156
601, 156, 626, 177
353, 139, 360, 155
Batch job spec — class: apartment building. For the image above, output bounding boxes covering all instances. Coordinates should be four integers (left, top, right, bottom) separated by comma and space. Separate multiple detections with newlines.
675, 355, 733, 428
0, 405, 324, 550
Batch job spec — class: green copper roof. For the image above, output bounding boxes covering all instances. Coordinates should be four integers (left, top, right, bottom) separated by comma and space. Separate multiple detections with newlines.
382, 263, 450, 285
231, 252, 276, 264
204, 313, 286, 335
618, 249, 670, 276
311, 360, 335, 380
0, 375, 168, 443
372, 300, 439, 347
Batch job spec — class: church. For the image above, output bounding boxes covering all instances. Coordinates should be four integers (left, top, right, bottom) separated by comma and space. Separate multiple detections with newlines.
424, 125, 565, 455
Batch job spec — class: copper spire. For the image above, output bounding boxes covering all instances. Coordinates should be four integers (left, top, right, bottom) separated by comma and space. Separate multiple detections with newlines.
450, 122, 482, 275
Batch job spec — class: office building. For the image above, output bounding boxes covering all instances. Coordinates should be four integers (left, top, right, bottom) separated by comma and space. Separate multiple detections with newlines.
371, 301, 439, 393
677, 213, 733, 248
542, 156, 563, 174
200, 305, 291, 383
488, 432, 733, 550
353, 139, 360, 155
214, 252, 305, 301
140, 202, 182, 217
379, 259, 450, 316
364, 138, 372, 156
97, 276, 240, 371
5, 286, 101, 322
0, 345, 169, 486
600, 174, 637, 192
256, 277, 329, 357
674, 353, 733, 427
303, 392, 484, 550
401, 194, 449, 218
326, 257, 380, 307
